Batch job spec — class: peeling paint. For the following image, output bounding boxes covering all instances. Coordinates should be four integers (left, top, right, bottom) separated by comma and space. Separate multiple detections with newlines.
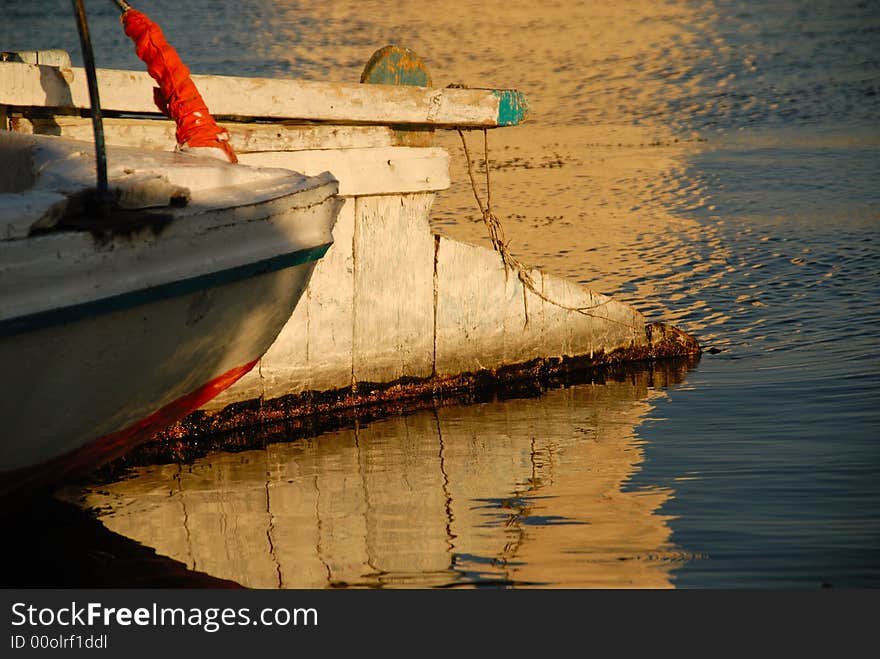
493, 89, 529, 126
360, 45, 432, 87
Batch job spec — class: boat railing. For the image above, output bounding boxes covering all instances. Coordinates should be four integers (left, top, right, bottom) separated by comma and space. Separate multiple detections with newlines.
0, 46, 527, 199
0, 48, 527, 138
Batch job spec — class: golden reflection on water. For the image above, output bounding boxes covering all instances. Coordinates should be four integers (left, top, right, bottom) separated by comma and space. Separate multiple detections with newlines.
257, 0, 738, 347
70, 364, 696, 588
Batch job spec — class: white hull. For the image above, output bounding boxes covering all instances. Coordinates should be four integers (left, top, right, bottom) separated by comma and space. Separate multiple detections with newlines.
0, 132, 341, 493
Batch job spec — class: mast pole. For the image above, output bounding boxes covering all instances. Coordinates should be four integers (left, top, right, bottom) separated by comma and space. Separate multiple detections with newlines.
71, 0, 111, 206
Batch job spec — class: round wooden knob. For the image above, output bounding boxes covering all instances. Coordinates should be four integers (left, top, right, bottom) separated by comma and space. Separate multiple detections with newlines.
361, 45, 431, 87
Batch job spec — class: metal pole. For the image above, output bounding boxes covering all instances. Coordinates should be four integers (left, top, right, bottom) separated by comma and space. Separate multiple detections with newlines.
71, 0, 110, 205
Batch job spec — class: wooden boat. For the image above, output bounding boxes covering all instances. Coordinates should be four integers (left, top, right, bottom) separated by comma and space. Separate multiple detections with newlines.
0, 48, 697, 450
0, 130, 342, 498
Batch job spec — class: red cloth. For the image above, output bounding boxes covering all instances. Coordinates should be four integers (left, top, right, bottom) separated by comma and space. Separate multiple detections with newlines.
122, 9, 237, 163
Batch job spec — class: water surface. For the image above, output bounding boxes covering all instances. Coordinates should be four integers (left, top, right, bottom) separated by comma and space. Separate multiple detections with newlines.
5, 0, 878, 587
70, 365, 694, 588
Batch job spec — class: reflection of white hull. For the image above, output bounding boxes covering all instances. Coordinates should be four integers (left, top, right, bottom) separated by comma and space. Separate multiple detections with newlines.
72, 367, 694, 588
0, 132, 342, 495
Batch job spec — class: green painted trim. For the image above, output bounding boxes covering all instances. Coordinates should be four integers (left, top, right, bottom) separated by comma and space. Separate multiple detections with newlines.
0, 243, 331, 338
361, 45, 431, 87
492, 89, 529, 126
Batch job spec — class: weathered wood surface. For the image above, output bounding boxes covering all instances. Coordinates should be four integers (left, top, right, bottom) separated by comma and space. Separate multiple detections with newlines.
361, 45, 435, 147
0, 55, 697, 428
207, 193, 437, 409
433, 238, 545, 375
352, 194, 435, 383
7, 116, 449, 197
202, 216, 696, 413
0, 61, 528, 127
240, 148, 450, 197
0, 49, 71, 68
13, 116, 398, 151
210, 199, 357, 405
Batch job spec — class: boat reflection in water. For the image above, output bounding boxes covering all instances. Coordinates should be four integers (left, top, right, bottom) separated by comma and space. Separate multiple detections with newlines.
68, 359, 699, 588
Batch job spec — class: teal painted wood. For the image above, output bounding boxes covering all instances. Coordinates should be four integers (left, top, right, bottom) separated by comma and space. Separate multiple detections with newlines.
492, 89, 529, 126
361, 45, 434, 145
361, 45, 431, 87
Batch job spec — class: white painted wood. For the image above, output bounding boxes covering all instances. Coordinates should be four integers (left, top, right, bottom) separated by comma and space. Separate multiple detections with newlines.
239, 147, 450, 197
0, 61, 521, 127
500, 260, 546, 365
302, 197, 356, 391
3, 49, 71, 68
540, 272, 645, 358
202, 217, 652, 411
0, 191, 67, 240
429, 232, 649, 378
352, 194, 435, 383
232, 124, 395, 152
434, 238, 507, 374
0, 133, 342, 475
207, 198, 357, 408
433, 237, 546, 376
15, 116, 397, 152
207, 193, 441, 405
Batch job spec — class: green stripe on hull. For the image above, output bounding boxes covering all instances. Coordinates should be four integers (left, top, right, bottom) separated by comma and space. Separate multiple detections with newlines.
0, 243, 331, 338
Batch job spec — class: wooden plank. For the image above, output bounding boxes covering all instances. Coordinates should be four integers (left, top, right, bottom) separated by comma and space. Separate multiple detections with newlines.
434, 236, 649, 375
361, 45, 434, 147
540, 272, 645, 358
17, 116, 397, 152
434, 238, 508, 375
204, 198, 357, 407
0, 49, 71, 67
352, 194, 435, 384
0, 61, 529, 128
433, 237, 545, 376
300, 197, 357, 392
239, 147, 450, 196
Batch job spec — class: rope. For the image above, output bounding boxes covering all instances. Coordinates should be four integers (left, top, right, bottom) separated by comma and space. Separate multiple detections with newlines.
456, 128, 626, 326
119, 6, 238, 163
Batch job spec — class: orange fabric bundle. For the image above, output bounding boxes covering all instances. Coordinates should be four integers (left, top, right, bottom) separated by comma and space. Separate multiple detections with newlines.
122, 9, 237, 163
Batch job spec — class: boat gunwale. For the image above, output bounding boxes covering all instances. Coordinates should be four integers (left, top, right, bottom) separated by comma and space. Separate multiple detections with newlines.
0, 241, 331, 338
